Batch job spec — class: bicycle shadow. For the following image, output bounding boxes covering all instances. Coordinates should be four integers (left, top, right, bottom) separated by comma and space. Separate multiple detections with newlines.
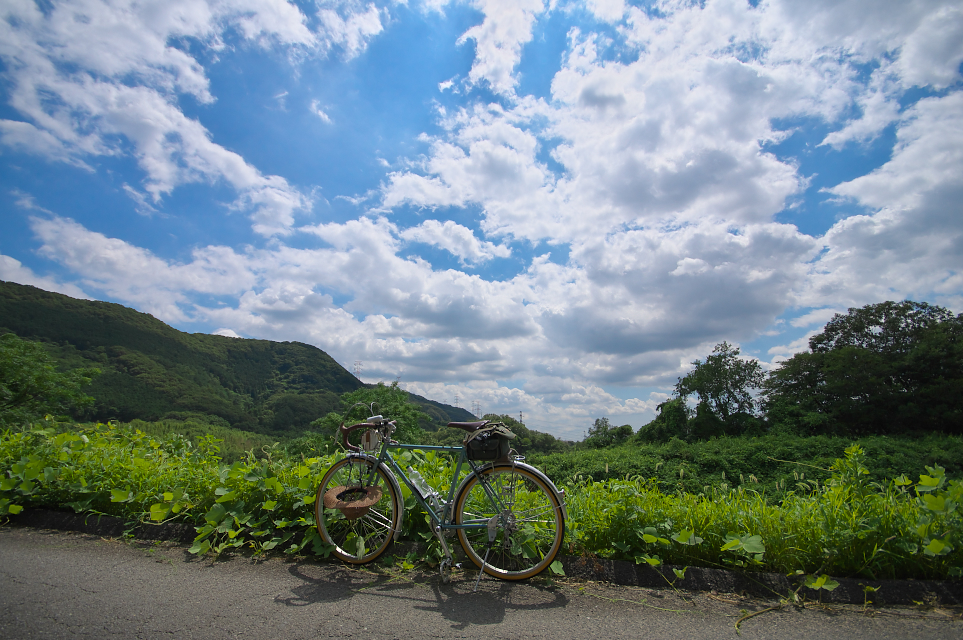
276, 561, 399, 606
277, 558, 569, 628
416, 572, 570, 630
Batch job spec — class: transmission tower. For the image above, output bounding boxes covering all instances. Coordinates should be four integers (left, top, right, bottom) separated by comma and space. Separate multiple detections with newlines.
353, 360, 363, 378
472, 401, 480, 417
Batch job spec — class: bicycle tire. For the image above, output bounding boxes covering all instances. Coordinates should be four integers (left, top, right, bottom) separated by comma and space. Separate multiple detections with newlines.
453, 464, 564, 580
315, 456, 400, 563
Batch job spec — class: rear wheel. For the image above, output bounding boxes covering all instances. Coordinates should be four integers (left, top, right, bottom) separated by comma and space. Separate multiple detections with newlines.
454, 465, 564, 580
315, 457, 399, 563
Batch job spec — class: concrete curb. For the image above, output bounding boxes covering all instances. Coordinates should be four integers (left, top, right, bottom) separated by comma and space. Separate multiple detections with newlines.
8, 508, 962, 606
559, 554, 963, 607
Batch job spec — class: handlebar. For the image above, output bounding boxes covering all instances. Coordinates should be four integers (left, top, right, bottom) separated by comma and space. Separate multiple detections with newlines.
339, 419, 396, 452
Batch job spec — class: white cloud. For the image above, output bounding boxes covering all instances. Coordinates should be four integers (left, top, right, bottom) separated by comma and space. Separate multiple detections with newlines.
0, 254, 91, 300
317, 2, 384, 58
803, 92, 963, 307
310, 99, 333, 123
400, 219, 511, 264
29, 216, 257, 322
457, 0, 546, 95
7, 0, 963, 438
0, 0, 383, 235
789, 308, 840, 328
585, 0, 625, 23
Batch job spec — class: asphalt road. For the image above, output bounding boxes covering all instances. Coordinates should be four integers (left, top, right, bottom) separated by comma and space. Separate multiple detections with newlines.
0, 527, 960, 639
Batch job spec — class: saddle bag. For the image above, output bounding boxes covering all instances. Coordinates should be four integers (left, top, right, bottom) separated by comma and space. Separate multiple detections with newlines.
465, 424, 515, 461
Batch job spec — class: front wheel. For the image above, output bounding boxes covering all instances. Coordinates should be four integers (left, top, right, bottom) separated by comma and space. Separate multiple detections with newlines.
315, 457, 400, 563
454, 464, 564, 580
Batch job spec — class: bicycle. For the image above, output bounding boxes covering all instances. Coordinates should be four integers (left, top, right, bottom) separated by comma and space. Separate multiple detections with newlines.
314, 404, 567, 584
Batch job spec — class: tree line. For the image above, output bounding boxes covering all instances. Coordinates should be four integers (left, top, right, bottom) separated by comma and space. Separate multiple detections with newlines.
585, 300, 963, 447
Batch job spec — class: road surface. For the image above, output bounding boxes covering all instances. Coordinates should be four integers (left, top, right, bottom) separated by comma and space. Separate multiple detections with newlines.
0, 527, 959, 639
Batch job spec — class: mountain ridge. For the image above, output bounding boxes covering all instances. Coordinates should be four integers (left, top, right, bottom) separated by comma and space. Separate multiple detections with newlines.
0, 281, 474, 433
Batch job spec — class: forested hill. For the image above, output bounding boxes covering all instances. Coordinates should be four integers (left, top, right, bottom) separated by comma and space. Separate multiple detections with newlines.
0, 281, 472, 433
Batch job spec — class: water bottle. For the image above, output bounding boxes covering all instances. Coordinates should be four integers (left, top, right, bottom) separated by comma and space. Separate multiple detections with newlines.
407, 466, 436, 500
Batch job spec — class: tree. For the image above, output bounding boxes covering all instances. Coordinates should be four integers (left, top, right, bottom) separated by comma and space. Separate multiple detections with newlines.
311, 381, 427, 445
0, 333, 99, 426
762, 301, 963, 435
636, 397, 689, 443
583, 417, 633, 448
675, 342, 765, 435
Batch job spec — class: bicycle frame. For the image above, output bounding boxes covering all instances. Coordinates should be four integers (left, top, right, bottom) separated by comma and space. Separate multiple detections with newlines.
360, 439, 503, 533
325, 410, 568, 583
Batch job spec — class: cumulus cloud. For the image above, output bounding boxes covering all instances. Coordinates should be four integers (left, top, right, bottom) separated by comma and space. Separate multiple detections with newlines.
457, 0, 546, 95
0, 0, 382, 235
400, 219, 511, 264
29, 216, 257, 322
6, 0, 963, 436
803, 92, 963, 307
0, 254, 90, 300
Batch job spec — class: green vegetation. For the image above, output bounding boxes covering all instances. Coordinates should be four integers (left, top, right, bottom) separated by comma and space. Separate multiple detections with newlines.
0, 333, 99, 426
0, 281, 360, 433
0, 281, 480, 437
530, 433, 963, 499
762, 301, 963, 436
3, 283, 961, 581
634, 300, 963, 443
420, 413, 570, 455
1, 422, 960, 581
583, 417, 634, 449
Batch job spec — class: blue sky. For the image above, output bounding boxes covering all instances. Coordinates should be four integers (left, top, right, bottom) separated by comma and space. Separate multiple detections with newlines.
2, 0, 962, 439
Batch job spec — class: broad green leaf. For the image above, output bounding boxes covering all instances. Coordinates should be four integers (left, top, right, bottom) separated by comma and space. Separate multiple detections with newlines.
110, 489, 131, 503
917, 472, 944, 493
8, 504, 23, 515
204, 503, 228, 526
805, 574, 839, 591
149, 503, 170, 522
550, 560, 565, 575
742, 535, 765, 555
672, 530, 703, 546
923, 539, 952, 557
263, 500, 278, 511
721, 536, 742, 552
189, 539, 211, 555
922, 494, 946, 512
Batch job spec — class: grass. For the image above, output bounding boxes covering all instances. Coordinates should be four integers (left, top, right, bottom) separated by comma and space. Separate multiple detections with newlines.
1, 420, 960, 581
